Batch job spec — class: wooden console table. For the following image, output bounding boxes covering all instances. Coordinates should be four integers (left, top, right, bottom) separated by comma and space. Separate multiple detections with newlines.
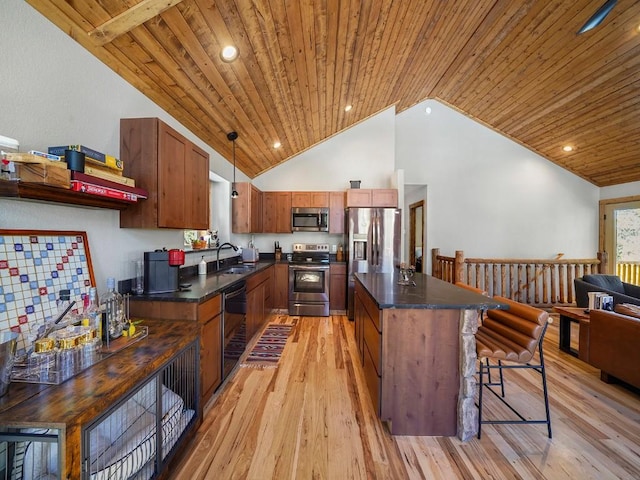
553, 306, 591, 362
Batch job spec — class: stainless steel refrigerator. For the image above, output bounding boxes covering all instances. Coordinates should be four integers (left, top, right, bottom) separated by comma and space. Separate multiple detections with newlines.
345, 207, 401, 319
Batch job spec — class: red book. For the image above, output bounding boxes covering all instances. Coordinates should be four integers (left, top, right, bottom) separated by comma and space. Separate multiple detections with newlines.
70, 180, 139, 202
71, 171, 148, 198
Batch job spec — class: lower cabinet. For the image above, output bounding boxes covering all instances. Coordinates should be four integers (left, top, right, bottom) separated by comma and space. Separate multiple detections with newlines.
354, 281, 382, 413
246, 266, 274, 339
199, 295, 222, 404
274, 263, 289, 309
329, 263, 347, 311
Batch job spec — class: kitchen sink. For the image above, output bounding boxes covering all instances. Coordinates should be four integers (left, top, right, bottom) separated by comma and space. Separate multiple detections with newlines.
221, 265, 256, 275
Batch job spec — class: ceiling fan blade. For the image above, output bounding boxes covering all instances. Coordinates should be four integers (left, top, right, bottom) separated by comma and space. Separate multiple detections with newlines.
578, 0, 618, 34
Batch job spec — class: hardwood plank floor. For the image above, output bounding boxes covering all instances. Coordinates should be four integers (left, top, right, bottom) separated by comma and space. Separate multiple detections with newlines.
172, 314, 640, 479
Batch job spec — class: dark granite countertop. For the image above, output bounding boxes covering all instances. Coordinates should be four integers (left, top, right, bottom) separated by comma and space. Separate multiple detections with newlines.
354, 272, 507, 310
130, 260, 275, 303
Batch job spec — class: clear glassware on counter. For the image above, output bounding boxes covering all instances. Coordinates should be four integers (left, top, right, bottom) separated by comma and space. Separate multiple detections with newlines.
101, 278, 124, 340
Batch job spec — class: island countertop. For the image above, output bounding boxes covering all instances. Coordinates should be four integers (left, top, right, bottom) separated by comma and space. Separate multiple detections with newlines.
354, 272, 506, 310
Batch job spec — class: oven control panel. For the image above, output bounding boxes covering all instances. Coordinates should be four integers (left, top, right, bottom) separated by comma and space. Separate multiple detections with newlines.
292, 243, 329, 252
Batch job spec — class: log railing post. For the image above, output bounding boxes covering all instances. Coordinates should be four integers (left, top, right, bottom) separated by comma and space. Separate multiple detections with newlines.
432, 248, 440, 278
454, 250, 465, 284
598, 251, 608, 274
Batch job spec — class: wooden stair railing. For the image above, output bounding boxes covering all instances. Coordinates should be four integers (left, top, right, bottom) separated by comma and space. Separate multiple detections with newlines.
431, 249, 608, 308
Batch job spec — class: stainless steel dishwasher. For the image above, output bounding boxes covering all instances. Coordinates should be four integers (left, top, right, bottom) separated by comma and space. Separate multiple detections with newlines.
222, 281, 247, 381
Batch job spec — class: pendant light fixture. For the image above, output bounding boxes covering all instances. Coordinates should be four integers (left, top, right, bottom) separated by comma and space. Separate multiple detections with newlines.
227, 131, 239, 199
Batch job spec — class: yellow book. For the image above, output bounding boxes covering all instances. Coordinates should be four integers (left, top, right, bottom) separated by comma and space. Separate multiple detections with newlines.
84, 165, 135, 186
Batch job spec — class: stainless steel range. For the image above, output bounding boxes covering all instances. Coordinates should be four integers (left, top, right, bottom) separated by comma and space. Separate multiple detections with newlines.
288, 243, 330, 317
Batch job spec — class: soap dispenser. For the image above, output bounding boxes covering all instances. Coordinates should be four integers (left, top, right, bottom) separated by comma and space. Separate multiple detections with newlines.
198, 256, 207, 275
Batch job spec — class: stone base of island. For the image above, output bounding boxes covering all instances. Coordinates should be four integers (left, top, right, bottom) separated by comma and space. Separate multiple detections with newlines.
353, 273, 504, 440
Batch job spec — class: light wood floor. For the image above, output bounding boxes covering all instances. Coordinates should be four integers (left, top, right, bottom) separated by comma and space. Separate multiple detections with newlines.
172, 314, 640, 479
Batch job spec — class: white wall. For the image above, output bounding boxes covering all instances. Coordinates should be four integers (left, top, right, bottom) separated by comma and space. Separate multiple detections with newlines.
253, 108, 396, 192
396, 99, 600, 273
600, 181, 640, 200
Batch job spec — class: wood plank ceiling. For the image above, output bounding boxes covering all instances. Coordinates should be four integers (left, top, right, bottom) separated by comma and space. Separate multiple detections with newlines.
25, 0, 640, 187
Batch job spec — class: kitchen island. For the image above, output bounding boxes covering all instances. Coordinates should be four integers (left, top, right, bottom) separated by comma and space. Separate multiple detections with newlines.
353, 273, 505, 440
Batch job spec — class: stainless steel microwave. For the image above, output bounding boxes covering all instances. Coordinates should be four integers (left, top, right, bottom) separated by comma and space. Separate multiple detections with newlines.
291, 207, 329, 232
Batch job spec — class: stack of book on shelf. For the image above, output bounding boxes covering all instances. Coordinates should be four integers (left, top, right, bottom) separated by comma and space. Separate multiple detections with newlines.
48, 144, 123, 172
69, 171, 148, 202
47, 144, 147, 202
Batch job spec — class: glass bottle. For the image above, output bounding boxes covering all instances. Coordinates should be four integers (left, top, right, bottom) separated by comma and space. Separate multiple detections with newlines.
101, 278, 124, 340
82, 287, 102, 349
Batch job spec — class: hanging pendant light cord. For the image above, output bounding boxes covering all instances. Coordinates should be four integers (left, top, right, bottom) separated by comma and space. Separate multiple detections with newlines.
228, 131, 239, 198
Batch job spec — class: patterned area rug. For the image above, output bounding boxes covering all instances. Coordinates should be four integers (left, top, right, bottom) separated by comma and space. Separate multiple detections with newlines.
241, 324, 293, 369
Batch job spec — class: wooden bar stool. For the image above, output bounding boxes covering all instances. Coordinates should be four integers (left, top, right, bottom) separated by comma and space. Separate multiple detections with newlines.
475, 296, 552, 439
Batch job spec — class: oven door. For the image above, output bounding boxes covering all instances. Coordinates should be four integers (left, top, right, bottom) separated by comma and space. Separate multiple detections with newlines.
288, 264, 330, 316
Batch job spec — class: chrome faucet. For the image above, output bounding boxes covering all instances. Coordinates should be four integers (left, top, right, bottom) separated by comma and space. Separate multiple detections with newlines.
216, 242, 239, 270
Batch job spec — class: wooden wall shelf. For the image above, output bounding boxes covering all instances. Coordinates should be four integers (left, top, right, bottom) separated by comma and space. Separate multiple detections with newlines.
0, 179, 136, 210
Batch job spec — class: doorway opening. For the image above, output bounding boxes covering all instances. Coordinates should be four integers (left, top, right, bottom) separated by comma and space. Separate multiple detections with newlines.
409, 200, 425, 273
601, 197, 640, 285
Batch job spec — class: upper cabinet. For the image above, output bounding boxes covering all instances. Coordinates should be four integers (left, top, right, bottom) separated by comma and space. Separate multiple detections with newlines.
120, 118, 210, 229
263, 191, 292, 233
291, 191, 329, 208
232, 182, 263, 233
329, 191, 345, 234
345, 189, 398, 208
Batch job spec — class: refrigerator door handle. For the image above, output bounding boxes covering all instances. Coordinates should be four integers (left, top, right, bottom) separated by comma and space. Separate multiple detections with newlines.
371, 212, 376, 267
375, 212, 381, 266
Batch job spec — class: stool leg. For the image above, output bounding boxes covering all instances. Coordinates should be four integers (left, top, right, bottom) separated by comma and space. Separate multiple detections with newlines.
539, 344, 552, 438
498, 360, 505, 397
478, 359, 485, 439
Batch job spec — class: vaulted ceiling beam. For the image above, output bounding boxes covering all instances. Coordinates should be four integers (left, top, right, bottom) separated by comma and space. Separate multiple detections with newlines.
89, 0, 185, 46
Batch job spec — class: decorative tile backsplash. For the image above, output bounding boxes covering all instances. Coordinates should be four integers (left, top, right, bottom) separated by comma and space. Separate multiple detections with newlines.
0, 230, 95, 352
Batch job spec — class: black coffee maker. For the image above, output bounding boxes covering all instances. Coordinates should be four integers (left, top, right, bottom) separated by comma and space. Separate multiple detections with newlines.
144, 249, 185, 294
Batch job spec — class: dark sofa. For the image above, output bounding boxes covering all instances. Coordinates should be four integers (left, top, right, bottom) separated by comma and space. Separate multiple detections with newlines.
574, 274, 640, 308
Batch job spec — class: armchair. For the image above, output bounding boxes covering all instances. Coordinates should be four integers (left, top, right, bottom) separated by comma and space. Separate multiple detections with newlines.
574, 274, 640, 308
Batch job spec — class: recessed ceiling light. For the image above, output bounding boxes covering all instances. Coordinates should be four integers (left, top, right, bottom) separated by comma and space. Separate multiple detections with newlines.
425, 107, 432, 115
273, 141, 281, 149
344, 105, 352, 112
562, 145, 574, 152
220, 45, 239, 62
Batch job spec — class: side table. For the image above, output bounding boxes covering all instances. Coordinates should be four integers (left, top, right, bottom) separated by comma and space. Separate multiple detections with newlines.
553, 306, 591, 362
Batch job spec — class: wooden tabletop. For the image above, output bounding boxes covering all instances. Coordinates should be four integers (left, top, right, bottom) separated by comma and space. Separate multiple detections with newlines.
553, 306, 590, 321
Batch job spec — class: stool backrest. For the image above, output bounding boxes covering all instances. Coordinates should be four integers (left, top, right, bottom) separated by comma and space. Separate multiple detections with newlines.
484, 295, 549, 362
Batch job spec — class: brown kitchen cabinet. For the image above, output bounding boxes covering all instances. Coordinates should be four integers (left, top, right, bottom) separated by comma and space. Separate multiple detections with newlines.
291, 191, 329, 207
329, 191, 345, 234
246, 265, 274, 339
273, 263, 289, 309
128, 294, 222, 409
232, 182, 263, 233
345, 189, 398, 208
354, 281, 383, 415
329, 263, 347, 311
263, 191, 292, 233
120, 117, 210, 229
